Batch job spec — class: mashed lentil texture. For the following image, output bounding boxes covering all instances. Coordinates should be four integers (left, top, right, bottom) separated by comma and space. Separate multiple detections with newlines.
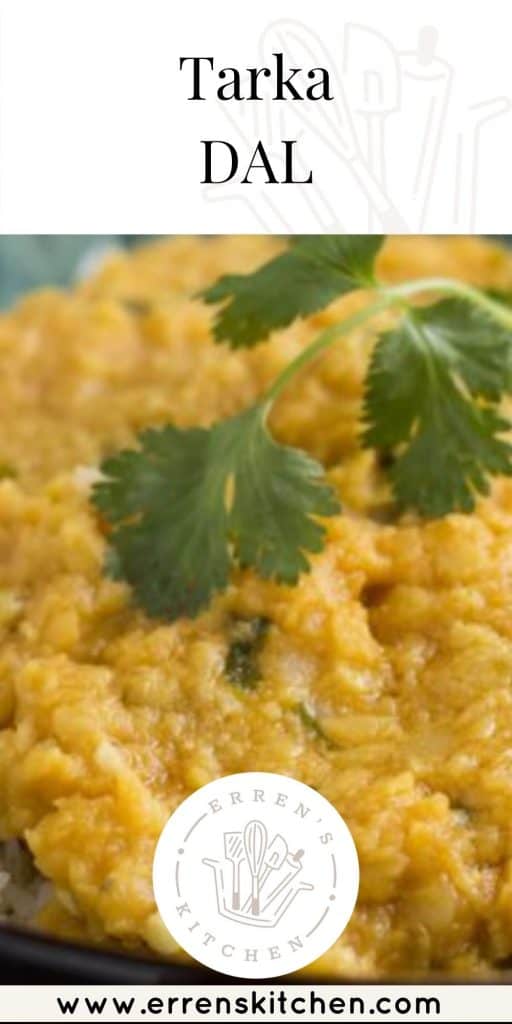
1, 236, 512, 978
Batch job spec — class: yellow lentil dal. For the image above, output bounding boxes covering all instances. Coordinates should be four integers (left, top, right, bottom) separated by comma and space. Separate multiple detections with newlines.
1, 236, 512, 977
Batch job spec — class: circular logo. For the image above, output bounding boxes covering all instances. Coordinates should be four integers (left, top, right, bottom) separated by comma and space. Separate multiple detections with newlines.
153, 771, 359, 978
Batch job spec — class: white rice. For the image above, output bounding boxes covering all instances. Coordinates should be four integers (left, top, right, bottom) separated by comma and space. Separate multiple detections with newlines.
0, 840, 52, 924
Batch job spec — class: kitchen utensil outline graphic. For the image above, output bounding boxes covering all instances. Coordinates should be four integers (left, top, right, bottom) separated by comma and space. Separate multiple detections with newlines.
203, 818, 314, 928
259, 18, 407, 230
241, 831, 289, 913
153, 772, 359, 978
201, 18, 511, 231
244, 819, 267, 915
223, 831, 245, 911
454, 97, 512, 230
397, 26, 453, 230
343, 24, 401, 231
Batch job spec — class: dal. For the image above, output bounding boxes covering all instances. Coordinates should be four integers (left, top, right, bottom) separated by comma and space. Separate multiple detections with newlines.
0, 236, 512, 976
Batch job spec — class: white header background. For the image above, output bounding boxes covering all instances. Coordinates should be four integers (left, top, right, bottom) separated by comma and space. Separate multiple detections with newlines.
0, 0, 512, 232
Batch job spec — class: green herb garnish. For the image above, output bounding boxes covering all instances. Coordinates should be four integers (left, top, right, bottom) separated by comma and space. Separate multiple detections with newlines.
201, 235, 383, 348
93, 235, 512, 620
297, 702, 339, 749
363, 300, 512, 515
225, 616, 270, 690
94, 406, 338, 618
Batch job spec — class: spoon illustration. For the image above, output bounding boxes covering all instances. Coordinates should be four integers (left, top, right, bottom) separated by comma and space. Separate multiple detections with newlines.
262, 848, 306, 912
243, 819, 268, 916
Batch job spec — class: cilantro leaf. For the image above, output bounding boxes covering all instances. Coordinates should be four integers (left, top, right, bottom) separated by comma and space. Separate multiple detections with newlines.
230, 410, 339, 581
389, 398, 512, 516
485, 287, 512, 306
93, 405, 339, 619
416, 298, 512, 399
200, 235, 383, 348
94, 427, 230, 618
363, 300, 512, 516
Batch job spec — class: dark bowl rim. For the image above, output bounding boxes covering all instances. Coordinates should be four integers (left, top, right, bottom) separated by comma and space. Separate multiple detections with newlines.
1, 921, 509, 985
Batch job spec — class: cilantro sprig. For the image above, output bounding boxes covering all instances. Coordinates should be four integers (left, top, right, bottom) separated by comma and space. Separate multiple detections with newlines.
94, 405, 339, 618
93, 236, 512, 620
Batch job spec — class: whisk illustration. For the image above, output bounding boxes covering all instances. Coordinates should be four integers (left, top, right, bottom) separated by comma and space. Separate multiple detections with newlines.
244, 820, 267, 915
203, 818, 314, 928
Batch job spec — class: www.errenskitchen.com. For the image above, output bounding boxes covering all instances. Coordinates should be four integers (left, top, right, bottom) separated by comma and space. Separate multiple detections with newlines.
55, 989, 442, 1019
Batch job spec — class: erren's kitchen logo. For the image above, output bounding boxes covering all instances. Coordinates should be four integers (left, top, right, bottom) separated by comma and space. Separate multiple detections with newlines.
153, 772, 359, 978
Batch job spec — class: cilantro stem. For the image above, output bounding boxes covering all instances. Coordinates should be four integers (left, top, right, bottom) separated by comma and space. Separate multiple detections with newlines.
263, 296, 392, 408
262, 275, 512, 413
386, 277, 512, 329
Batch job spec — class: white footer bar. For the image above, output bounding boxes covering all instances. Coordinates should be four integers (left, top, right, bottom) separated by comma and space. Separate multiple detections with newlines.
0, 984, 510, 1023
